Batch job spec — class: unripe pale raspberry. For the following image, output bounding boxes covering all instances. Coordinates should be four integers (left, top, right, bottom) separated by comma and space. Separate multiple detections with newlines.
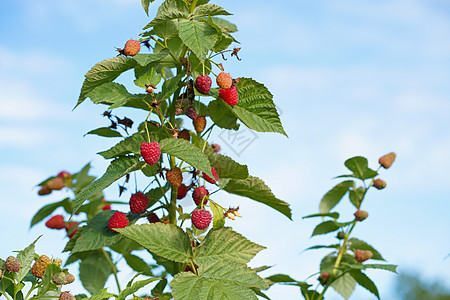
45, 215, 65, 230
129, 192, 149, 214
108, 211, 129, 230
64, 273, 75, 284
379, 152, 396, 169
202, 167, 219, 184
47, 177, 64, 190
211, 144, 221, 153
177, 184, 189, 199
32, 255, 51, 278
195, 75, 212, 94
51, 258, 62, 267
219, 86, 239, 106
318, 271, 330, 285
52, 272, 67, 285
59, 291, 76, 300
216, 72, 232, 89
354, 210, 369, 221
192, 186, 209, 206
38, 185, 52, 195
193, 116, 206, 133
140, 141, 161, 165
355, 250, 373, 262
191, 209, 212, 230
373, 179, 387, 190
121, 39, 141, 57
166, 168, 183, 187
5, 256, 20, 273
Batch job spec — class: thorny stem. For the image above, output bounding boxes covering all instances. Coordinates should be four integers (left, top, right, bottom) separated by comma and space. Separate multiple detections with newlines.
101, 249, 121, 293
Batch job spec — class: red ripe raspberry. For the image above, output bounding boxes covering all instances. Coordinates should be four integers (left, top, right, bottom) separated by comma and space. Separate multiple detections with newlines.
57, 171, 71, 178
108, 211, 129, 230
140, 141, 161, 165
177, 184, 189, 199
196, 75, 212, 94
216, 72, 232, 89
191, 209, 212, 230
166, 168, 183, 187
121, 39, 141, 57
129, 192, 149, 214
219, 86, 239, 106
202, 167, 219, 184
211, 144, 221, 153
192, 186, 209, 206
45, 215, 65, 230
193, 116, 206, 133
102, 204, 111, 210
147, 213, 161, 223
65, 222, 79, 238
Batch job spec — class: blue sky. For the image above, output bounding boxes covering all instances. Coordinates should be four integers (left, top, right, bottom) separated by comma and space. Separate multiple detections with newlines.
1, 0, 449, 299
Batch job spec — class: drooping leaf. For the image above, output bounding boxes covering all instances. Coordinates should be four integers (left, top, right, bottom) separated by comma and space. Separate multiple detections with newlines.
73, 156, 145, 213
122, 253, 154, 276
223, 176, 291, 219
232, 78, 287, 136
97, 132, 148, 159
208, 99, 239, 130
75, 57, 137, 109
79, 253, 114, 295
156, 72, 185, 101
88, 82, 145, 109
210, 201, 225, 230
141, 0, 156, 16
134, 68, 162, 89
344, 156, 378, 180
349, 186, 365, 208
211, 17, 238, 32
192, 4, 231, 17
117, 278, 159, 300
341, 263, 397, 273
30, 198, 71, 228
208, 154, 248, 179
160, 138, 213, 177
84, 127, 122, 138
304, 244, 340, 251
134, 49, 170, 66
72, 210, 123, 253
151, 253, 184, 276
194, 227, 265, 265
115, 223, 192, 263
349, 270, 380, 299
178, 19, 218, 62
319, 180, 354, 214
303, 212, 340, 219
86, 288, 115, 300
265, 274, 298, 285
311, 221, 340, 237
331, 271, 357, 300
348, 238, 385, 261
155, 0, 189, 19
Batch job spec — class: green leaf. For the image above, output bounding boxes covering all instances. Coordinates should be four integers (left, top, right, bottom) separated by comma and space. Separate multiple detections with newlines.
87, 288, 115, 300
30, 198, 70, 228
72, 210, 122, 253
265, 274, 298, 284
342, 263, 397, 273
208, 154, 248, 179
171, 272, 258, 300
194, 227, 265, 265
79, 253, 114, 295
192, 4, 231, 17
115, 223, 192, 263
211, 17, 237, 32
223, 176, 291, 219
156, 0, 189, 18
97, 132, 148, 159
344, 156, 378, 180
151, 253, 184, 276
160, 138, 213, 177
157, 72, 185, 101
134, 49, 170, 66
304, 244, 340, 251
311, 221, 340, 237
303, 212, 340, 219
88, 82, 145, 109
118, 278, 159, 300
75, 56, 137, 109
123, 253, 154, 276
152, 278, 168, 296
178, 19, 218, 62
134, 68, 162, 89
141, 0, 155, 16
331, 271, 357, 300
349, 270, 380, 299
73, 156, 144, 213
232, 78, 287, 136
84, 127, 122, 138
15, 237, 41, 282
348, 238, 385, 261
208, 99, 239, 130
210, 201, 225, 230
349, 186, 365, 208
319, 180, 354, 214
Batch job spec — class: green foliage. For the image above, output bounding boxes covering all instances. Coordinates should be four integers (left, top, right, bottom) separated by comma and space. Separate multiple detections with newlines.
79, 252, 114, 295
319, 180, 354, 214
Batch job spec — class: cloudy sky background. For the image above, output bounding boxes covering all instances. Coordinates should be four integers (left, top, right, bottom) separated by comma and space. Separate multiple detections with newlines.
1, 0, 449, 299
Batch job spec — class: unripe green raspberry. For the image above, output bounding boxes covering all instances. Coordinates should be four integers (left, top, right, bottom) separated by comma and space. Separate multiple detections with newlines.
373, 179, 387, 190
5, 256, 20, 273
354, 210, 369, 221
59, 291, 75, 300
355, 250, 373, 262
64, 273, 75, 284
337, 231, 345, 240
318, 271, 330, 285
379, 152, 396, 169
52, 272, 67, 285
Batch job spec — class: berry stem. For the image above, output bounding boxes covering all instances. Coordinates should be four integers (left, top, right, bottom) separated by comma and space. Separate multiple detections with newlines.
101, 249, 121, 293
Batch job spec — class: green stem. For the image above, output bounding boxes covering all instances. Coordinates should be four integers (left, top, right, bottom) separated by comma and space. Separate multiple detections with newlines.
24, 281, 38, 300
101, 249, 121, 293
154, 176, 170, 205
190, 0, 199, 13
0, 291, 13, 300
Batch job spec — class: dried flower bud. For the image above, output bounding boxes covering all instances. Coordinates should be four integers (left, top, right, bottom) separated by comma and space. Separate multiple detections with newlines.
185, 107, 198, 120
354, 210, 369, 221
355, 250, 373, 262
373, 179, 387, 190
211, 144, 221, 153
226, 212, 235, 220
379, 152, 396, 169
51, 258, 63, 267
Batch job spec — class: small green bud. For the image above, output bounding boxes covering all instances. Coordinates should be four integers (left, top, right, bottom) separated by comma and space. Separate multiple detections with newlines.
337, 231, 345, 240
